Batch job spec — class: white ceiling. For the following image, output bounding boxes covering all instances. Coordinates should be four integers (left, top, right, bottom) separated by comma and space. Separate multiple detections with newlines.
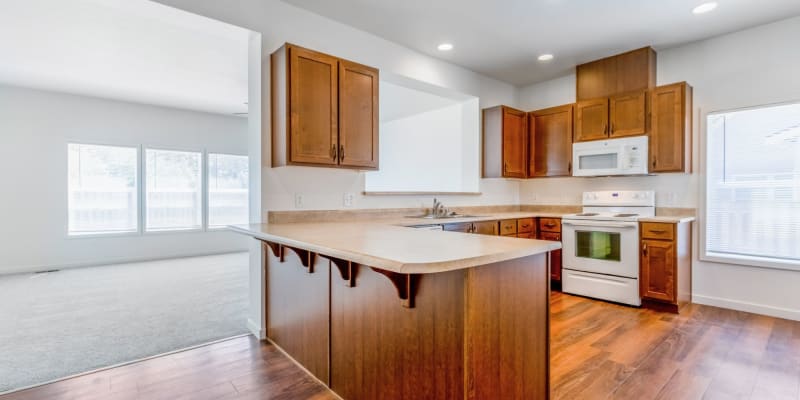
0, 0, 250, 115
283, 0, 800, 86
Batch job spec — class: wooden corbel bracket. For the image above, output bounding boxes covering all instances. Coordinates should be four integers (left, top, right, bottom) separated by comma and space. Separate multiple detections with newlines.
262, 240, 282, 259
371, 268, 420, 308
283, 246, 316, 273
322, 255, 358, 287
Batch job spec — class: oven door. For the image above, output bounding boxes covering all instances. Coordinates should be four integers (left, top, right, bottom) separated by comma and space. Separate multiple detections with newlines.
561, 219, 639, 278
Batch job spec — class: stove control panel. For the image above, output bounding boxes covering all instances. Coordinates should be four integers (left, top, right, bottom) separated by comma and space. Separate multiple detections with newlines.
581, 191, 655, 207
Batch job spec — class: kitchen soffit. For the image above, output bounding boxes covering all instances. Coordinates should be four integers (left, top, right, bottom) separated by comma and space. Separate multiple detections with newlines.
282, 0, 800, 86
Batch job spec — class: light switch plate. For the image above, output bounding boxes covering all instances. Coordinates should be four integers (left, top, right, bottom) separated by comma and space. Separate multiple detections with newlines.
343, 193, 354, 208
294, 194, 304, 209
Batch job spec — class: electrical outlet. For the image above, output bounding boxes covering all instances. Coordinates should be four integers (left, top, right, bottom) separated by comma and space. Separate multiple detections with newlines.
343, 193, 354, 208
294, 194, 304, 209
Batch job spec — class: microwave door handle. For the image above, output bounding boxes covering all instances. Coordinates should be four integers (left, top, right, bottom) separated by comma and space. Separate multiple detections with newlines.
562, 221, 638, 229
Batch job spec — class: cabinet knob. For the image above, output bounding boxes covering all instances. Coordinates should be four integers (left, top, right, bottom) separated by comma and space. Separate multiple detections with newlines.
339, 145, 345, 162
330, 144, 337, 161
643, 243, 648, 256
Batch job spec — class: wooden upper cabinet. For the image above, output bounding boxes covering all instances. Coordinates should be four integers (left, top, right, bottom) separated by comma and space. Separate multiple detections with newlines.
574, 98, 609, 142
483, 106, 527, 178
271, 43, 379, 170
529, 104, 573, 177
614, 48, 656, 94
610, 91, 647, 138
338, 60, 379, 168
577, 47, 656, 101
287, 45, 339, 166
575, 57, 616, 100
651, 82, 692, 173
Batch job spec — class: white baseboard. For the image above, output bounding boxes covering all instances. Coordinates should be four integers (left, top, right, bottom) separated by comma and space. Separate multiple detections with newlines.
247, 318, 265, 339
0, 249, 248, 276
693, 294, 800, 321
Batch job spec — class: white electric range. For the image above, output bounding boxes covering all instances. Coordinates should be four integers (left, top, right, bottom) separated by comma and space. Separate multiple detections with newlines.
561, 190, 655, 306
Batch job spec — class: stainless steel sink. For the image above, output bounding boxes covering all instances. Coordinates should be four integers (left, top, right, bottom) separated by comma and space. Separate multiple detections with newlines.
406, 214, 483, 219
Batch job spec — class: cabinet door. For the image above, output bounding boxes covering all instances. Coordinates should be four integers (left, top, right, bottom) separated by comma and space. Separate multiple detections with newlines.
640, 239, 676, 302
539, 231, 562, 281
574, 98, 609, 142
289, 46, 339, 165
473, 221, 499, 236
338, 60, 379, 169
651, 83, 689, 172
576, 57, 617, 100
530, 105, 573, 177
502, 107, 528, 178
610, 91, 647, 138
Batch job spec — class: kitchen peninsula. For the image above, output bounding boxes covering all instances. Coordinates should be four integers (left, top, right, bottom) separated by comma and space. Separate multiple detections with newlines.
230, 219, 560, 400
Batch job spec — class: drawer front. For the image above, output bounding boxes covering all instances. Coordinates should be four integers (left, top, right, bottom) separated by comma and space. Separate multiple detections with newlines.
473, 221, 499, 236
538, 231, 561, 242
516, 232, 534, 239
641, 222, 675, 240
539, 218, 561, 233
499, 219, 518, 235
517, 218, 535, 234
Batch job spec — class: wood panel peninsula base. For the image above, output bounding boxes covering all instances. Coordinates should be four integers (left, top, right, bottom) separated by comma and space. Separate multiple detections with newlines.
257, 238, 551, 400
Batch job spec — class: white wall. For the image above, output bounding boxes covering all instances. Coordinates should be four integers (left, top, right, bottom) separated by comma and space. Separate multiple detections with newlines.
0, 84, 250, 275
366, 100, 480, 193
517, 16, 800, 320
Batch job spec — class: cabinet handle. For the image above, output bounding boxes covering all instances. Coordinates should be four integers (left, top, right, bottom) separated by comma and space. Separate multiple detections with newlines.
568, 162, 572, 173
545, 223, 555, 227
469, 224, 475, 233
643, 243, 648, 256
521, 224, 530, 228
339, 145, 345, 162
649, 229, 667, 234
503, 162, 508, 173
330, 144, 337, 161
603, 123, 608, 134
652, 158, 656, 168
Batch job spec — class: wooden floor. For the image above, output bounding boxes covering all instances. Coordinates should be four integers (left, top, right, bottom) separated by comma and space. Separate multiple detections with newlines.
5, 292, 800, 400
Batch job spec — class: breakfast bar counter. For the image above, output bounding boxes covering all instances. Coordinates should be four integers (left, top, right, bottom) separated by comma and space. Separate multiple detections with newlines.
231, 220, 558, 400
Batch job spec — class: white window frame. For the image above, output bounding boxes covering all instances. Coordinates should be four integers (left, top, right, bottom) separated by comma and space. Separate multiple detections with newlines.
67, 142, 248, 238
66, 141, 142, 238
142, 146, 206, 234
699, 100, 800, 272
206, 151, 249, 231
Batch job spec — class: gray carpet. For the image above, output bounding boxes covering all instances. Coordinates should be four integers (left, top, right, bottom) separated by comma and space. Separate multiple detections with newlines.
0, 252, 249, 394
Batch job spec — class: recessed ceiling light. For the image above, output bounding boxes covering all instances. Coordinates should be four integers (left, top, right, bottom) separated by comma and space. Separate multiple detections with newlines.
437, 43, 453, 51
692, 2, 717, 14
538, 54, 554, 61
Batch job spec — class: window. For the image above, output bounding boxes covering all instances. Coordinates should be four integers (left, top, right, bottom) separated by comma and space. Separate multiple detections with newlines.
208, 153, 249, 227
68, 144, 138, 235
145, 149, 203, 231
705, 102, 800, 267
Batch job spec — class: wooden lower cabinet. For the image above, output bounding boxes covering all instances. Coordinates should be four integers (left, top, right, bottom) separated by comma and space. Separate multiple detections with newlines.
537, 218, 563, 285
639, 221, 692, 313
263, 240, 551, 400
443, 221, 498, 235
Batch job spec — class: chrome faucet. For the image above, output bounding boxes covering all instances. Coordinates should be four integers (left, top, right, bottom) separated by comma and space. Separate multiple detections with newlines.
432, 198, 449, 217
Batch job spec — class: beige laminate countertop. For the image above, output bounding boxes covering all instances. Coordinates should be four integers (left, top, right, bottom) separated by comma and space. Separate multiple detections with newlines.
229, 216, 562, 274
638, 216, 696, 223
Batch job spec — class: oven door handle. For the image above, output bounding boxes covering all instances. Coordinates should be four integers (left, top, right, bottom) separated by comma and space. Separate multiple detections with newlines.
562, 221, 638, 229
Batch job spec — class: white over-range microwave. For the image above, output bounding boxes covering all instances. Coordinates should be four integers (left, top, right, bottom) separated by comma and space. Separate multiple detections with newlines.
572, 136, 648, 177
